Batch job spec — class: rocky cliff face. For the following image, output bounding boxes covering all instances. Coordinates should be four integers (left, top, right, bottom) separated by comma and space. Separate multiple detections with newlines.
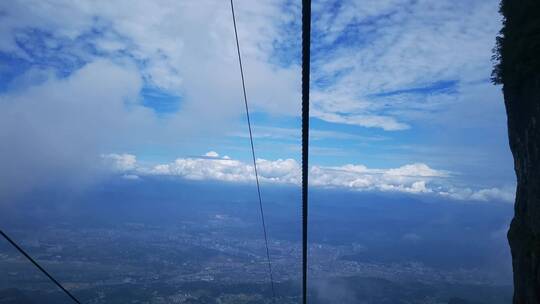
506, 75, 540, 304
493, 1, 540, 303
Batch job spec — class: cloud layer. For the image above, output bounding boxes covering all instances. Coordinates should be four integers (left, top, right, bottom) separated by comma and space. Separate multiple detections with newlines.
0, 1, 513, 203
104, 152, 514, 203
0, 60, 152, 198
0, 0, 502, 130
309, 0, 502, 130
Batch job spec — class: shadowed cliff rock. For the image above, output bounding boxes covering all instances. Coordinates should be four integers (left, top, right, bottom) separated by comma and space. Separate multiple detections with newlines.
493, 0, 540, 303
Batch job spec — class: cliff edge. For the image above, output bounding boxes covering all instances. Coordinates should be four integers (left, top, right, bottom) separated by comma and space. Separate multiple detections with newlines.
493, 1, 540, 303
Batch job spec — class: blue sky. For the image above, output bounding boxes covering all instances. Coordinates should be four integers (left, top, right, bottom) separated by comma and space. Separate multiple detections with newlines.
0, 0, 514, 202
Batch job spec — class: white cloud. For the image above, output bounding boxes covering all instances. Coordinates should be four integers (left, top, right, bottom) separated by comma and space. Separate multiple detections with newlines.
384, 163, 448, 181
148, 156, 255, 183
257, 158, 300, 184
0, 1, 513, 200
106, 151, 513, 202
309, 0, 502, 130
311, 109, 409, 131
204, 151, 220, 158
440, 186, 516, 203
0, 0, 502, 132
0, 60, 154, 198
0, 0, 301, 119
309, 162, 446, 193
470, 188, 515, 202
102, 153, 138, 171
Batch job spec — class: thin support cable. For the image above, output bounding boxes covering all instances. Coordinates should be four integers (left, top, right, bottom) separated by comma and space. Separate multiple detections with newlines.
229, 0, 276, 302
302, 1, 311, 304
0, 229, 82, 304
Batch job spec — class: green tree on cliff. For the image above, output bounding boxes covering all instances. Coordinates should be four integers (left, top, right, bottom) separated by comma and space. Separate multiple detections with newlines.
492, 0, 540, 86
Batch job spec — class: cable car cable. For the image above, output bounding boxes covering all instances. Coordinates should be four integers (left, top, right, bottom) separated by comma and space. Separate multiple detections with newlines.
229, 1, 277, 302
0, 229, 82, 304
302, 0, 311, 303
